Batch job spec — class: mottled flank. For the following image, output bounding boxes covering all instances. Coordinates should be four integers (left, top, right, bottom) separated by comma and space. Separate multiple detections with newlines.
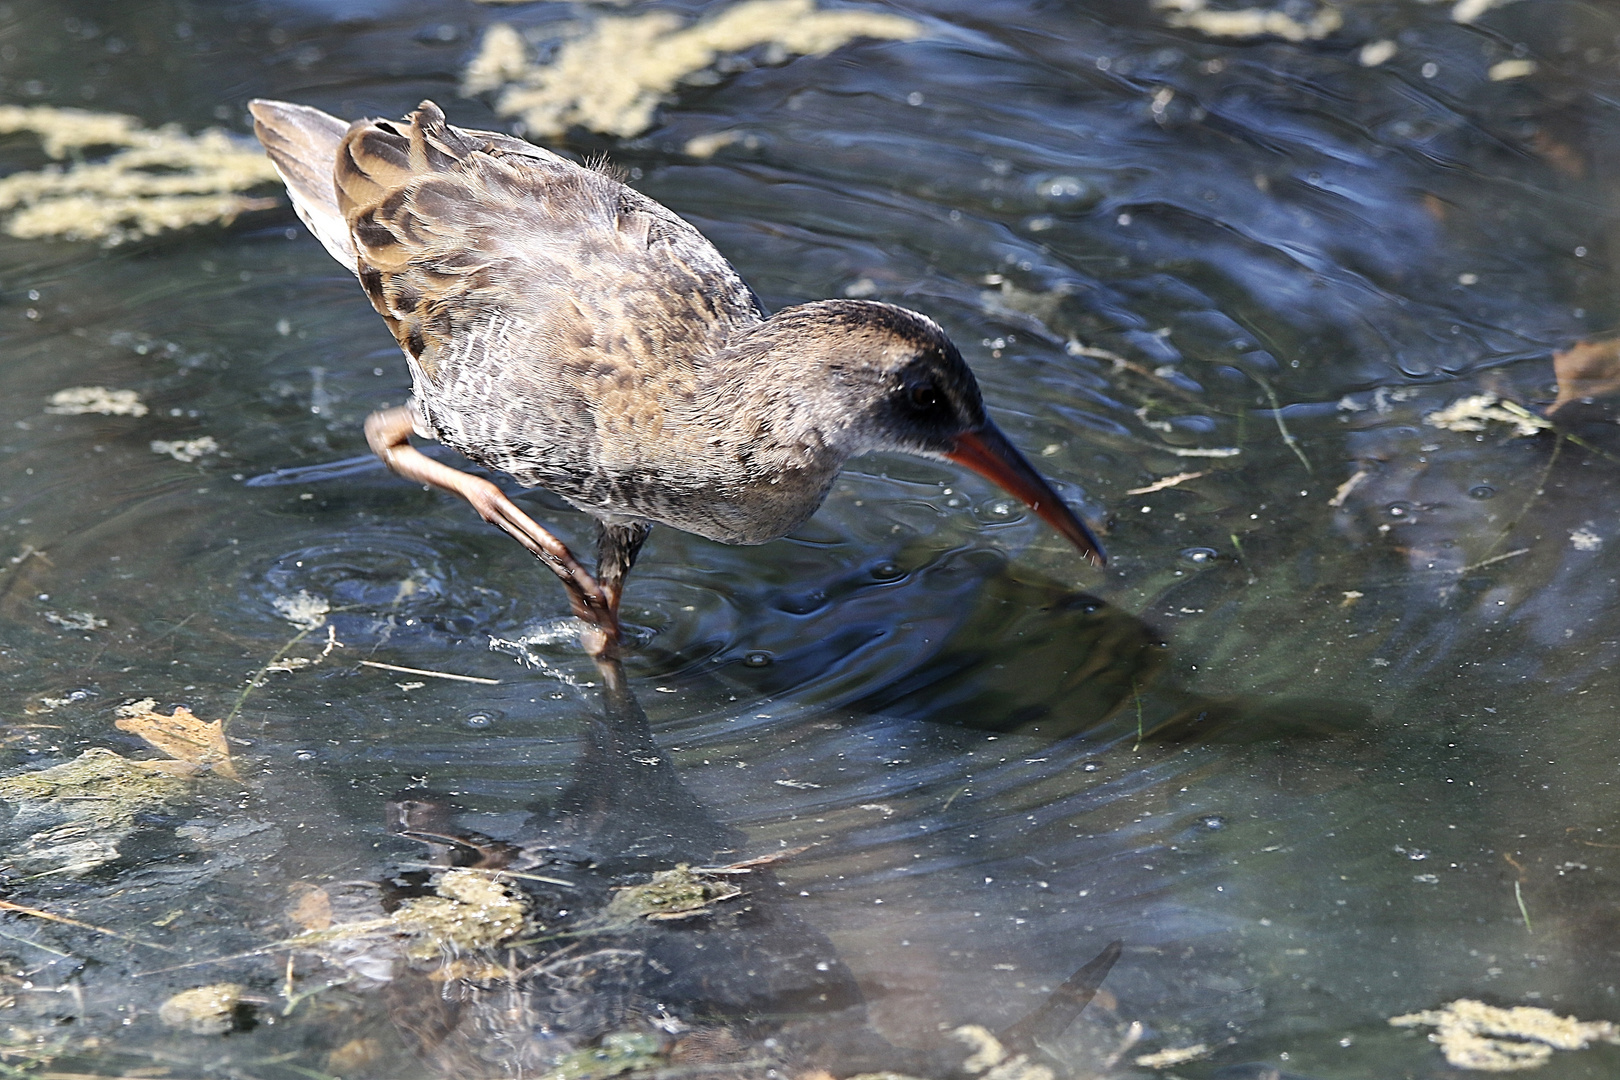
462, 0, 924, 138
0, 105, 279, 245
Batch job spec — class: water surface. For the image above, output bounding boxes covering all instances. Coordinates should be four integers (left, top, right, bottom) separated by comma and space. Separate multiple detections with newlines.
1, 0, 1619, 1076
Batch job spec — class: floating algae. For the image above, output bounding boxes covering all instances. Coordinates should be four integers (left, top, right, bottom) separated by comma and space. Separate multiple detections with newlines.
1153, 0, 1343, 41
158, 983, 248, 1036
150, 435, 221, 463
596, 863, 743, 927
44, 386, 147, 417
462, 0, 923, 138
1391, 999, 1620, 1071
1424, 393, 1552, 437
0, 104, 278, 245
391, 868, 527, 957
0, 748, 194, 875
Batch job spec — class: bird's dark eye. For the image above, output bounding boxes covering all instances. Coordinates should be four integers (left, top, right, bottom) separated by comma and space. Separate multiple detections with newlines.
908, 383, 941, 411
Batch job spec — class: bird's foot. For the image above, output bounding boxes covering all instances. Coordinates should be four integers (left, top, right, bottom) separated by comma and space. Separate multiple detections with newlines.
364, 406, 622, 655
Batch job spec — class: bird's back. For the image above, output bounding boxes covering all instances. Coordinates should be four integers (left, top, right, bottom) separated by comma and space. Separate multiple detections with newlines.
251, 99, 765, 521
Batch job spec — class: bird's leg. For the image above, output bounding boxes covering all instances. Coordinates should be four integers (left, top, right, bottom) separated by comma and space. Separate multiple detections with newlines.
595, 520, 653, 621
363, 407, 618, 650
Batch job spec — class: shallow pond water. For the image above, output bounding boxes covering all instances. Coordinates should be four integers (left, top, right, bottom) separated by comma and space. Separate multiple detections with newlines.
1, 0, 1619, 1076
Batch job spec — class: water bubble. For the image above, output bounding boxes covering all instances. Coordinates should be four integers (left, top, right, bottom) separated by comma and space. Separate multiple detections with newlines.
464, 713, 493, 729
871, 560, 904, 581
1179, 546, 1218, 566
1386, 501, 1414, 519
294, 749, 315, 762
1468, 485, 1496, 500
1200, 815, 1226, 830
1035, 174, 1096, 208
743, 651, 773, 668
972, 498, 1025, 525
1081, 760, 1103, 772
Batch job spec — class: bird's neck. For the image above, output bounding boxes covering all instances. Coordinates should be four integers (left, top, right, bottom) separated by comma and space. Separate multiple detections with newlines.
687, 309, 875, 469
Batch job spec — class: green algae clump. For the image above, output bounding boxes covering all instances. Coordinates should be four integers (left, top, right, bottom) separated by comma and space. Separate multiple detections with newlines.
391, 868, 527, 957
462, 0, 924, 138
0, 105, 279, 245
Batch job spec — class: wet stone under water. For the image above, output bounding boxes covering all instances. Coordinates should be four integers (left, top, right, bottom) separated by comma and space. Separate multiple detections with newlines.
1, 0, 1619, 1077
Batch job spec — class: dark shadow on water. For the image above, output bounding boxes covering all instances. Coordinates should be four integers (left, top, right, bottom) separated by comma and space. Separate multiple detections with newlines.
372, 652, 1125, 1078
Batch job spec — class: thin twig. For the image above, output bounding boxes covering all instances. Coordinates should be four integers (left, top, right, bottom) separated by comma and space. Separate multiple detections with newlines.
358, 660, 500, 685
0, 899, 171, 951
1254, 374, 1312, 474
1125, 471, 1204, 496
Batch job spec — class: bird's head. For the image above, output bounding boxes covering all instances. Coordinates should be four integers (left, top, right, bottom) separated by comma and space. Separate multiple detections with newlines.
750, 300, 1106, 567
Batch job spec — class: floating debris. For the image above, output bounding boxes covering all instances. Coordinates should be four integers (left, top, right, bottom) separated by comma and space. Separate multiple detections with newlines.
158, 983, 247, 1036
1153, 0, 1343, 41
0, 747, 194, 875
42, 610, 106, 631
0, 105, 279, 245
1452, 0, 1523, 24
114, 699, 240, 780
1125, 471, 1205, 496
1489, 58, 1538, 81
150, 435, 220, 463
599, 864, 744, 926
1359, 39, 1398, 66
1570, 526, 1602, 552
462, 0, 924, 138
1550, 338, 1620, 415
391, 868, 527, 956
357, 658, 501, 685
1391, 999, 1620, 1071
1135, 1043, 1211, 1069
544, 1030, 665, 1079
44, 386, 148, 417
271, 590, 330, 631
953, 1025, 1054, 1080
1425, 394, 1551, 437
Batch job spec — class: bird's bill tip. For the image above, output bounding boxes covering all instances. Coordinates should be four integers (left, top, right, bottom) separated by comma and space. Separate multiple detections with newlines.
946, 425, 1107, 567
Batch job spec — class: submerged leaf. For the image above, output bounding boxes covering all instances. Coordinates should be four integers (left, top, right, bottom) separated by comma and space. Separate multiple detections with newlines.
115, 699, 240, 780
1550, 338, 1620, 415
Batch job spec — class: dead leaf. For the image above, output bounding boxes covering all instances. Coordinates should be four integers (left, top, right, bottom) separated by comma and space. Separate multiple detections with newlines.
286, 884, 332, 932
114, 700, 239, 780
1551, 338, 1620, 415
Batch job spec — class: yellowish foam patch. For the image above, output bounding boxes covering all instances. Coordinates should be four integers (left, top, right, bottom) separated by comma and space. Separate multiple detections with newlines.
1392, 999, 1620, 1072
0, 105, 278, 245
462, 0, 924, 138
1153, 0, 1342, 41
1424, 393, 1551, 437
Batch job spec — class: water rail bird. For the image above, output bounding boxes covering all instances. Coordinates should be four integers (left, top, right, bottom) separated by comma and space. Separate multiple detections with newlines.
250, 99, 1105, 656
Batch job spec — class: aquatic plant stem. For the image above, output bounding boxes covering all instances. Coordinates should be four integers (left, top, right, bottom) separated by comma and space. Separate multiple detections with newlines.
1132, 678, 1144, 751
1254, 374, 1312, 474
0, 899, 171, 951
1514, 880, 1532, 934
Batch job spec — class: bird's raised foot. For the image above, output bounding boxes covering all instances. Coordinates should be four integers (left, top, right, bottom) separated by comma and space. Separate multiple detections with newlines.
364, 406, 625, 658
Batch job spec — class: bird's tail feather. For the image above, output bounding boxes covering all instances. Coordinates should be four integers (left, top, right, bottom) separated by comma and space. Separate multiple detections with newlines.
248, 99, 356, 268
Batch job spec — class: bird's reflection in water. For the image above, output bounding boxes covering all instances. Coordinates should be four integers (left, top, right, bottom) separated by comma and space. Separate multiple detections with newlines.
374, 652, 1121, 1079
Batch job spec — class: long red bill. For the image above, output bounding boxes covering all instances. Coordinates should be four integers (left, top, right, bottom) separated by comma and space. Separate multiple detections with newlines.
946, 424, 1107, 567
